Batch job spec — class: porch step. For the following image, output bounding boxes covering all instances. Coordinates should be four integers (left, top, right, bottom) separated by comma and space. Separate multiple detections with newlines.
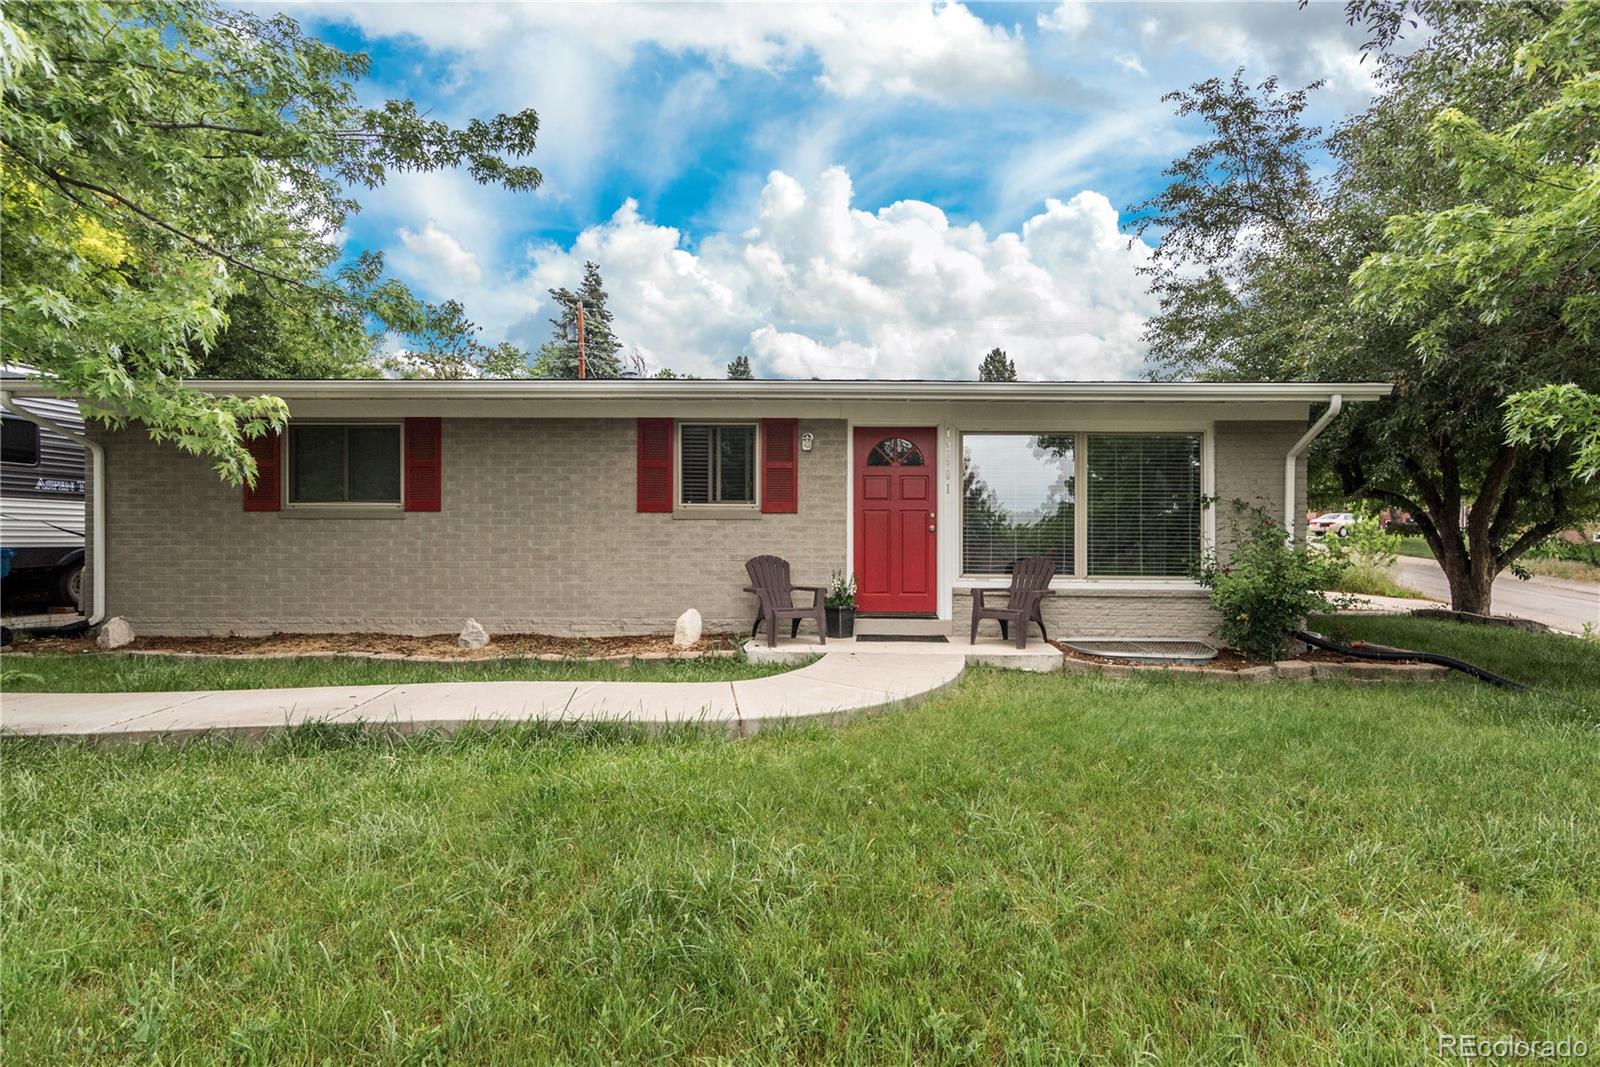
853, 616, 951, 638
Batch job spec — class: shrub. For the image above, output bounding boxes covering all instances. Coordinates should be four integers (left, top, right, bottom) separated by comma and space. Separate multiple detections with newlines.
1194, 502, 1348, 661
1339, 515, 1400, 568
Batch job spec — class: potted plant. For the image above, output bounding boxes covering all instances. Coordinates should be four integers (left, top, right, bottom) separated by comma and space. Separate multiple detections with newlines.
824, 571, 857, 638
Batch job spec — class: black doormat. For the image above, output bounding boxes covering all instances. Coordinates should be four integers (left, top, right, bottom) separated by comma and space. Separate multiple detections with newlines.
854, 634, 950, 643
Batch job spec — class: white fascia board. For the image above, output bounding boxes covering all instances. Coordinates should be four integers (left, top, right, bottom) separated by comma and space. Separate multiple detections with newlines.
0, 378, 1393, 405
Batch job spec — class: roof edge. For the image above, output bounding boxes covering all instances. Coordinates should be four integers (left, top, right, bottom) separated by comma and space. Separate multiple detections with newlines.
0, 378, 1393, 402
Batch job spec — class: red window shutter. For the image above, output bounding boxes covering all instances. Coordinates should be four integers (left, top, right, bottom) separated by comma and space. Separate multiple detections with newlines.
637, 418, 673, 513
762, 418, 799, 514
242, 429, 281, 512
404, 417, 442, 512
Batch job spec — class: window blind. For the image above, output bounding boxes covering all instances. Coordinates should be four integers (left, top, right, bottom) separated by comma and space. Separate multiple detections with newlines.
1086, 434, 1201, 577
681, 424, 756, 505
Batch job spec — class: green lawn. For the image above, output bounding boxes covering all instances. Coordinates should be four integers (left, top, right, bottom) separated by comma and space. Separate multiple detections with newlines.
1, 650, 792, 692
5, 619, 1599, 1063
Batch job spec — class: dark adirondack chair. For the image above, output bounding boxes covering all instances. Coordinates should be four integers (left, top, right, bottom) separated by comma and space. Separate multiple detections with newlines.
969, 555, 1056, 648
745, 555, 827, 648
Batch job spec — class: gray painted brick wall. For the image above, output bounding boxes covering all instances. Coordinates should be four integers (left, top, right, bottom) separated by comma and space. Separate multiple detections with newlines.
88, 414, 1311, 640
1214, 420, 1309, 553
956, 588, 1222, 641
94, 418, 846, 636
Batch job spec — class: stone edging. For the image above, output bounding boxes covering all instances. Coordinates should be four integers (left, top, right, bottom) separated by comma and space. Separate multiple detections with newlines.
1058, 656, 1453, 683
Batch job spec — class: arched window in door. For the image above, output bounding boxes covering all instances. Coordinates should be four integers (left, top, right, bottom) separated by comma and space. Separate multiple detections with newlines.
866, 436, 925, 467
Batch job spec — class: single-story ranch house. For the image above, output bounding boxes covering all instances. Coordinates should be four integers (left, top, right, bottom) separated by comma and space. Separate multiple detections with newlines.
0, 378, 1390, 641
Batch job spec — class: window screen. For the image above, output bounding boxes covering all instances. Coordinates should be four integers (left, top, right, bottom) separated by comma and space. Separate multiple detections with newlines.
681, 424, 756, 504
961, 434, 1075, 575
2, 417, 40, 465
1086, 434, 1201, 576
289, 424, 401, 504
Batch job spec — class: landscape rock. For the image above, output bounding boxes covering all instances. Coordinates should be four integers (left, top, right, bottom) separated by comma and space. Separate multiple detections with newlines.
458, 619, 490, 649
673, 609, 703, 648
95, 616, 135, 650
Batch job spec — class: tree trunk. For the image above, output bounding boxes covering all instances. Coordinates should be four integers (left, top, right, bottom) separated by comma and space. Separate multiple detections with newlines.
1438, 549, 1496, 615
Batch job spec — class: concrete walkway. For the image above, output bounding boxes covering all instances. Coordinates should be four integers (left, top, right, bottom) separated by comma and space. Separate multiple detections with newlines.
0, 650, 966, 743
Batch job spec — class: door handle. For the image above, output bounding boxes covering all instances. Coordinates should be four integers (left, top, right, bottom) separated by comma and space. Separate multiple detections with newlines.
928, 524, 936, 532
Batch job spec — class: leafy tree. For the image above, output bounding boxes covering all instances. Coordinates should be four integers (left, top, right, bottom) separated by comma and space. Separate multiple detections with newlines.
979, 348, 1016, 381
1355, 0, 1600, 488
382, 300, 530, 379
726, 355, 753, 380
1507, 385, 1600, 485
1130, 0, 1599, 613
545, 261, 622, 378
0, 2, 539, 483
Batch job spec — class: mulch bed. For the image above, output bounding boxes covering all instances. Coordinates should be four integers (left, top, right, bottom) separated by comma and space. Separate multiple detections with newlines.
8, 631, 747, 660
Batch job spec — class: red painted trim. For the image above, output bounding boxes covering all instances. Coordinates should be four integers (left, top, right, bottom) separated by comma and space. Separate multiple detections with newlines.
637, 418, 673, 512
241, 429, 281, 512
403, 417, 442, 512
761, 418, 798, 514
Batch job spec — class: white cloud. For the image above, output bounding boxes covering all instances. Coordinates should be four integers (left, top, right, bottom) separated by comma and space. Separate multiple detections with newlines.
307, 2, 1044, 104
395, 221, 483, 284
1038, 2, 1092, 37
500, 168, 1156, 381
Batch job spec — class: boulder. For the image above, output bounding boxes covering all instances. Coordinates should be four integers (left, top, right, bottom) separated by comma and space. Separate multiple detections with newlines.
96, 616, 135, 650
458, 619, 490, 649
673, 608, 703, 648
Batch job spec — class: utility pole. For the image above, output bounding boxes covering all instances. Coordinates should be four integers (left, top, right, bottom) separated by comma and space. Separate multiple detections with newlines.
577, 302, 587, 380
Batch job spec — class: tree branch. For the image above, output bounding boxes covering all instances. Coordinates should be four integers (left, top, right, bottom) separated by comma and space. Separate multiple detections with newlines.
146, 121, 267, 136
1467, 442, 1518, 548
1, 137, 320, 295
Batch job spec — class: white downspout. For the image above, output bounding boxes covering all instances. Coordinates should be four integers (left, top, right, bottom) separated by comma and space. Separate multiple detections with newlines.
1284, 393, 1343, 543
1, 390, 106, 625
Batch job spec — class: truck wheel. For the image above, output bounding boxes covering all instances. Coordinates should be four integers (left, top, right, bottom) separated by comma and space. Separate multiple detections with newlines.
58, 564, 83, 609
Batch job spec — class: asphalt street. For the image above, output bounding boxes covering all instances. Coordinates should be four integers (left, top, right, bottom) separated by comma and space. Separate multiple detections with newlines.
1394, 556, 1599, 634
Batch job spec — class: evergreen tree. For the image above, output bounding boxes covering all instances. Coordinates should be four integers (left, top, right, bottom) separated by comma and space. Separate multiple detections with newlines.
979, 348, 1016, 381
545, 261, 622, 378
726, 355, 753, 379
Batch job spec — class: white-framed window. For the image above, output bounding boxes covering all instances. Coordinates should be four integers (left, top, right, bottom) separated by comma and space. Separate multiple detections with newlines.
959, 431, 1203, 579
961, 433, 1075, 576
1085, 434, 1202, 577
679, 422, 758, 506
287, 423, 403, 505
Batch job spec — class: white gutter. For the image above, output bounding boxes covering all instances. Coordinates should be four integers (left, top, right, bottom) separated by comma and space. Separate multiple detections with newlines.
0, 377, 1397, 405
1284, 393, 1343, 541
1, 390, 106, 625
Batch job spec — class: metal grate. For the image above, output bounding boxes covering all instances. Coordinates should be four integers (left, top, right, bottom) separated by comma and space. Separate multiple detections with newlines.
854, 634, 950, 643
1061, 639, 1217, 664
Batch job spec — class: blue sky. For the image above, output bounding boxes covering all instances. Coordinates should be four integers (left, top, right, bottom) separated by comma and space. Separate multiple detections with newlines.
291, 2, 1380, 380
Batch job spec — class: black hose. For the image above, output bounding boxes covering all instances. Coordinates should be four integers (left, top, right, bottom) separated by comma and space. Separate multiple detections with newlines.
1292, 629, 1527, 690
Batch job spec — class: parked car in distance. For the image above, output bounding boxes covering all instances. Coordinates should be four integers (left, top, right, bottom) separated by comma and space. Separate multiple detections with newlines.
1309, 512, 1357, 538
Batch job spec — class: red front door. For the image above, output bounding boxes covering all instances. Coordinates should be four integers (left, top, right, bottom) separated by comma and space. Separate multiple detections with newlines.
853, 427, 937, 614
